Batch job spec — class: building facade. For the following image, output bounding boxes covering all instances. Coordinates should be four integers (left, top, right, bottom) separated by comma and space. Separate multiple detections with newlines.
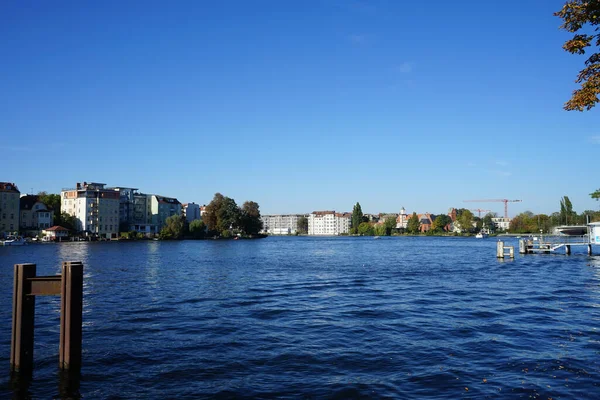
61, 182, 120, 239
19, 195, 54, 231
308, 211, 351, 235
262, 214, 306, 235
150, 195, 182, 231
492, 217, 511, 231
182, 202, 201, 223
0, 182, 20, 236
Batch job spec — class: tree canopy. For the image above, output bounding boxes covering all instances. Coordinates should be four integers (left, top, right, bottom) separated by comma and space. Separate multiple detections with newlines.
159, 215, 187, 240
297, 216, 308, 234
592, 189, 600, 202
203, 192, 263, 237
239, 201, 263, 235
555, 0, 600, 111
351, 202, 363, 234
406, 212, 421, 234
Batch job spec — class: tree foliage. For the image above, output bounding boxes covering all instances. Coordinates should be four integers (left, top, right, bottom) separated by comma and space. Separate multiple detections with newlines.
351, 202, 363, 234
297, 216, 308, 234
559, 195, 577, 224
357, 222, 374, 236
457, 210, 474, 233
189, 219, 206, 239
160, 215, 187, 239
203, 192, 262, 237
383, 216, 396, 235
432, 214, 452, 232
592, 188, 600, 202
406, 212, 421, 234
58, 212, 78, 231
555, 0, 600, 111
240, 201, 263, 235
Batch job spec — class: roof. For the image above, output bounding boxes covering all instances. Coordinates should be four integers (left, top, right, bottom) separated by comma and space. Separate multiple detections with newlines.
155, 195, 181, 204
20, 195, 40, 210
312, 211, 335, 215
45, 225, 69, 231
0, 182, 20, 193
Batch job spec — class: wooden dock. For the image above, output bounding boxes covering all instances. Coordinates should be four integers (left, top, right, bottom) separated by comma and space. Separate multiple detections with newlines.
497, 235, 594, 258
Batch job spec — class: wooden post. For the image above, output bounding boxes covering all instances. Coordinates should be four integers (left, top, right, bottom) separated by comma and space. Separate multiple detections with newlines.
11, 264, 36, 372
60, 262, 83, 371
519, 239, 527, 254
588, 245, 593, 256
509, 246, 514, 258
497, 241, 504, 258
565, 245, 571, 255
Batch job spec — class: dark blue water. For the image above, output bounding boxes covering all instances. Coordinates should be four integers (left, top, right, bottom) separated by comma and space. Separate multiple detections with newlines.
1, 237, 600, 399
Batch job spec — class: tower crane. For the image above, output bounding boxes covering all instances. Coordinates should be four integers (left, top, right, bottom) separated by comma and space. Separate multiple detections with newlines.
470, 209, 491, 218
463, 199, 522, 219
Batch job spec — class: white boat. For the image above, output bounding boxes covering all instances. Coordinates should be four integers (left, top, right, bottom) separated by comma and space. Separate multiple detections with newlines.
475, 232, 488, 239
2, 236, 27, 246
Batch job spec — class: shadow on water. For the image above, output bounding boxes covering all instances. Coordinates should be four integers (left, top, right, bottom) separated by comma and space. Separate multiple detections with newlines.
9, 369, 81, 400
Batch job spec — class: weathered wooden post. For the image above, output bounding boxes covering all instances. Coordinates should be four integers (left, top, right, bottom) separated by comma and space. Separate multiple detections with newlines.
519, 239, 527, 254
509, 246, 514, 258
10, 261, 83, 373
10, 264, 36, 373
588, 244, 593, 255
60, 262, 83, 371
497, 241, 504, 258
565, 245, 571, 255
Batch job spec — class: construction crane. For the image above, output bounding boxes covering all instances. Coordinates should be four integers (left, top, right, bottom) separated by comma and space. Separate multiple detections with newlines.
464, 199, 522, 219
470, 209, 491, 218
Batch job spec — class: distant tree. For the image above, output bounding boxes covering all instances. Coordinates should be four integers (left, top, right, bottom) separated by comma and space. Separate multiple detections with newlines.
358, 222, 374, 236
297, 216, 308, 234
384, 216, 396, 236
432, 214, 452, 232
58, 212, 78, 231
560, 196, 577, 224
204, 193, 225, 234
457, 210, 474, 233
555, 0, 600, 111
482, 213, 497, 232
373, 224, 386, 236
216, 197, 241, 236
406, 212, 421, 234
351, 202, 364, 234
592, 189, 600, 203
189, 219, 206, 239
38, 192, 61, 219
160, 215, 187, 239
240, 201, 263, 235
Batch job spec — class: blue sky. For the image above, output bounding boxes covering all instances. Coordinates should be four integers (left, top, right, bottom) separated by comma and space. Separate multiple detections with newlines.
1, 0, 598, 217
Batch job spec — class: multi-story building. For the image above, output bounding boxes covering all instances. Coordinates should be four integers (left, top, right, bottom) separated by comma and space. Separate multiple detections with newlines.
0, 182, 20, 235
308, 211, 351, 235
19, 195, 54, 231
61, 182, 120, 239
110, 187, 157, 234
182, 202, 201, 223
492, 217, 511, 231
149, 195, 181, 230
262, 214, 306, 235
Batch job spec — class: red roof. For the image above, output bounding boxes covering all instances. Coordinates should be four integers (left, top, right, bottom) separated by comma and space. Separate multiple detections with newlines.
45, 225, 69, 231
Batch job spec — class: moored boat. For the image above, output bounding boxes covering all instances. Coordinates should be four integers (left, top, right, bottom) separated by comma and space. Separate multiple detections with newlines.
555, 225, 588, 236
2, 235, 27, 246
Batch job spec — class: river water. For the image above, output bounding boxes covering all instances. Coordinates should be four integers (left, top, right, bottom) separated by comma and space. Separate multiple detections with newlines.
1, 236, 599, 399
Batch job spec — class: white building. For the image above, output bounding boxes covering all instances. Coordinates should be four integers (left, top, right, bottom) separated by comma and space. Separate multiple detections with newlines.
149, 195, 182, 230
492, 217, 511, 231
262, 214, 306, 235
61, 182, 120, 239
308, 211, 351, 235
182, 202, 201, 223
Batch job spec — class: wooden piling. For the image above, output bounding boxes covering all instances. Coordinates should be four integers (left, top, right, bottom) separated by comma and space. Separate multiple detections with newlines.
59, 262, 83, 371
565, 245, 571, 255
497, 241, 504, 258
519, 239, 527, 254
588, 245, 593, 256
10, 264, 36, 372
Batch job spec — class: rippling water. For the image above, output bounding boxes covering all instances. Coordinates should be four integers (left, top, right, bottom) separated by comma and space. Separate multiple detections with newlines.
1, 237, 600, 399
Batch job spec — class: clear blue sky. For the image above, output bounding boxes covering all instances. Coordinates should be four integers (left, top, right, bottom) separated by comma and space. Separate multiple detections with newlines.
1, 0, 598, 217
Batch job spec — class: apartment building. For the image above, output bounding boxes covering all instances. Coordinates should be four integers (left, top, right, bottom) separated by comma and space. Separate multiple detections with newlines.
182, 202, 201, 223
61, 182, 120, 238
0, 182, 20, 235
149, 195, 181, 230
491, 217, 511, 231
111, 187, 157, 234
19, 195, 53, 230
308, 211, 351, 235
262, 214, 306, 235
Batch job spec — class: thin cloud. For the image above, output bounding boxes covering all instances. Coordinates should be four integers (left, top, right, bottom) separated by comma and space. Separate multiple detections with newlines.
495, 160, 508, 167
590, 136, 600, 144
